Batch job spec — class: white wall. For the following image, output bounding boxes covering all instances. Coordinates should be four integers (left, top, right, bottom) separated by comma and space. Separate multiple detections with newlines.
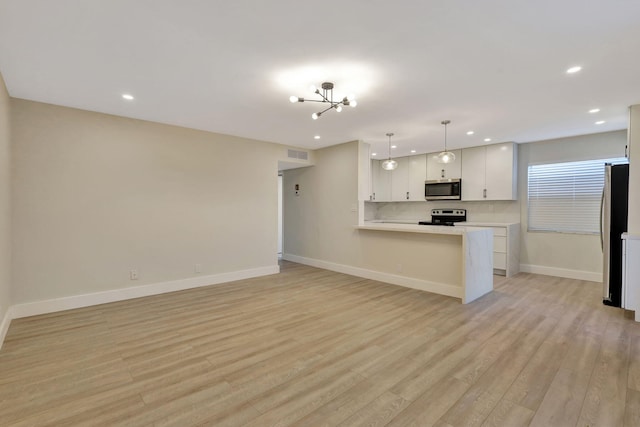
10, 99, 284, 305
517, 130, 627, 279
0, 73, 11, 330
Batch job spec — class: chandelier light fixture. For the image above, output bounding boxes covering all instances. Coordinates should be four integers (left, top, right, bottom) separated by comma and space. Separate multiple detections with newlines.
289, 82, 357, 120
381, 133, 397, 171
437, 120, 456, 164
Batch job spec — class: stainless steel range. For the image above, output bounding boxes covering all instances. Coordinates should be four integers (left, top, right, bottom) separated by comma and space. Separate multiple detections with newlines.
418, 209, 467, 226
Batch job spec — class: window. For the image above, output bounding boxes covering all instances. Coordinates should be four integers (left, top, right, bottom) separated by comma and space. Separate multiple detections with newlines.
528, 157, 627, 233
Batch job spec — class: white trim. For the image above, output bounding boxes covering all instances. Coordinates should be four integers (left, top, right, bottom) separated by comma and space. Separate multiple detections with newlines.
519, 264, 601, 282
0, 306, 13, 350
10, 265, 279, 320
282, 254, 463, 299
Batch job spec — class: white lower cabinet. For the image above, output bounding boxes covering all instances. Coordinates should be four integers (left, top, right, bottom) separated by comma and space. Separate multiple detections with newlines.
457, 222, 520, 277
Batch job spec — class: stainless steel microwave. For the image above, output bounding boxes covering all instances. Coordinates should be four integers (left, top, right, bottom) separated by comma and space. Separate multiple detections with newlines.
425, 179, 462, 201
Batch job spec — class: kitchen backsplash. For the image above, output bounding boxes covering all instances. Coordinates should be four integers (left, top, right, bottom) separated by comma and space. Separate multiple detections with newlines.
365, 200, 520, 223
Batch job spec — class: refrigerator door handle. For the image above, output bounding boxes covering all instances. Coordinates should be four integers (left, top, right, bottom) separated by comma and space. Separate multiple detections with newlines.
600, 188, 605, 251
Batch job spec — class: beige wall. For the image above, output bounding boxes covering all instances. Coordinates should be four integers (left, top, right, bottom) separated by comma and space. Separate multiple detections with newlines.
283, 141, 462, 286
0, 73, 11, 320
11, 99, 283, 304
283, 141, 360, 264
518, 130, 627, 277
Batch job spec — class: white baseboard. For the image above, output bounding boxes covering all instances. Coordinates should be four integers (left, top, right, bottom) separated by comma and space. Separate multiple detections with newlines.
282, 253, 462, 299
9, 265, 280, 320
519, 264, 601, 282
0, 306, 13, 350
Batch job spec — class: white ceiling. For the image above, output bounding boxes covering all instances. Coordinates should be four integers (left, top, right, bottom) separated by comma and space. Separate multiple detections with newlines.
1, 0, 639, 158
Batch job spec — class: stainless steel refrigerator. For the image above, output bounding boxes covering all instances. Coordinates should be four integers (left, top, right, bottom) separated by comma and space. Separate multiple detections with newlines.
602, 163, 629, 307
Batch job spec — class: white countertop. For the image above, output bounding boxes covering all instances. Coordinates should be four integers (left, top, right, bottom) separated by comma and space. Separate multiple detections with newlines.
358, 221, 490, 236
455, 221, 520, 227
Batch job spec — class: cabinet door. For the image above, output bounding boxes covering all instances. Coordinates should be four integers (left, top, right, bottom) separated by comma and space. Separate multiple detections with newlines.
371, 159, 391, 201
408, 154, 427, 201
426, 150, 462, 180
391, 157, 409, 201
485, 143, 517, 200
461, 146, 486, 200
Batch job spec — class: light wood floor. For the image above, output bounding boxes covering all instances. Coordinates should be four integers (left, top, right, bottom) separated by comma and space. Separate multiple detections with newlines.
1, 261, 640, 426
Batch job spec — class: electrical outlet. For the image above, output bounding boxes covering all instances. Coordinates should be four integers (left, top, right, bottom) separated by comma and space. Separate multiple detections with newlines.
195, 264, 202, 273
130, 269, 139, 280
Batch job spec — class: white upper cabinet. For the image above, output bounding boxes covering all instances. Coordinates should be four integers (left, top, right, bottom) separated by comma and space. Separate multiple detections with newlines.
461, 142, 518, 201
391, 157, 410, 201
371, 159, 391, 201
371, 155, 427, 202
460, 146, 486, 200
408, 154, 427, 201
426, 150, 462, 181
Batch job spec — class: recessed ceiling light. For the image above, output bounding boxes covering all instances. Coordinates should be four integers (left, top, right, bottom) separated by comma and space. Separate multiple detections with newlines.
566, 66, 582, 74
484, 138, 492, 142
411, 150, 416, 153
466, 131, 475, 135
371, 153, 377, 156
391, 145, 397, 149
595, 120, 605, 125
589, 108, 600, 114
122, 94, 134, 100
314, 135, 320, 139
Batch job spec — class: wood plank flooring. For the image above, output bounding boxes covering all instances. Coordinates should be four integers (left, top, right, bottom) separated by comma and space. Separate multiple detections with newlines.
1, 261, 640, 426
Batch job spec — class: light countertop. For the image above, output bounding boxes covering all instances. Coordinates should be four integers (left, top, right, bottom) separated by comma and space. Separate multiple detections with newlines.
455, 221, 520, 227
358, 221, 490, 236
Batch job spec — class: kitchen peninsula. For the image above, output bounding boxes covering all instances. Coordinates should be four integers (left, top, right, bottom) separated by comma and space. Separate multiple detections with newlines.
356, 222, 493, 303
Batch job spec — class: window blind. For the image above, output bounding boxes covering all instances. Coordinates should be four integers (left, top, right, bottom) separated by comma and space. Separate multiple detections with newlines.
528, 158, 627, 233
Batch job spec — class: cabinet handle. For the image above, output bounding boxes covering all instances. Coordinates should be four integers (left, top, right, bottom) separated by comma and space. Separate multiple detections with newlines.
406, 192, 409, 200
441, 169, 445, 178
373, 192, 376, 201
483, 189, 487, 198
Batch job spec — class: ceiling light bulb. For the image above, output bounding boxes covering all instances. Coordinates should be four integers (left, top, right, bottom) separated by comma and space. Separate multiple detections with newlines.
372, 153, 377, 156
466, 131, 474, 135
350, 100, 357, 108
382, 159, 398, 170
336, 105, 342, 112
289, 95, 298, 103
122, 94, 134, 100
314, 135, 320, 139
411, 150, 416, 153
391, 145, 397, 149
595, 120, 605, 125
566, 66, 582, 74
437, 151, 456, 164
312, 112, 319, 120
589, 108, 600, 113
484, 138, 492, 142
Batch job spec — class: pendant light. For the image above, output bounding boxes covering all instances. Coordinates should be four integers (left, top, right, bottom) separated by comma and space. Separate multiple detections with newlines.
437, 120, 456, 164
381, 133, 397, 170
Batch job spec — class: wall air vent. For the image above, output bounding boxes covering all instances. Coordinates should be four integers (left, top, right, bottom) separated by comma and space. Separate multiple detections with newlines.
287, 149, 308, 160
